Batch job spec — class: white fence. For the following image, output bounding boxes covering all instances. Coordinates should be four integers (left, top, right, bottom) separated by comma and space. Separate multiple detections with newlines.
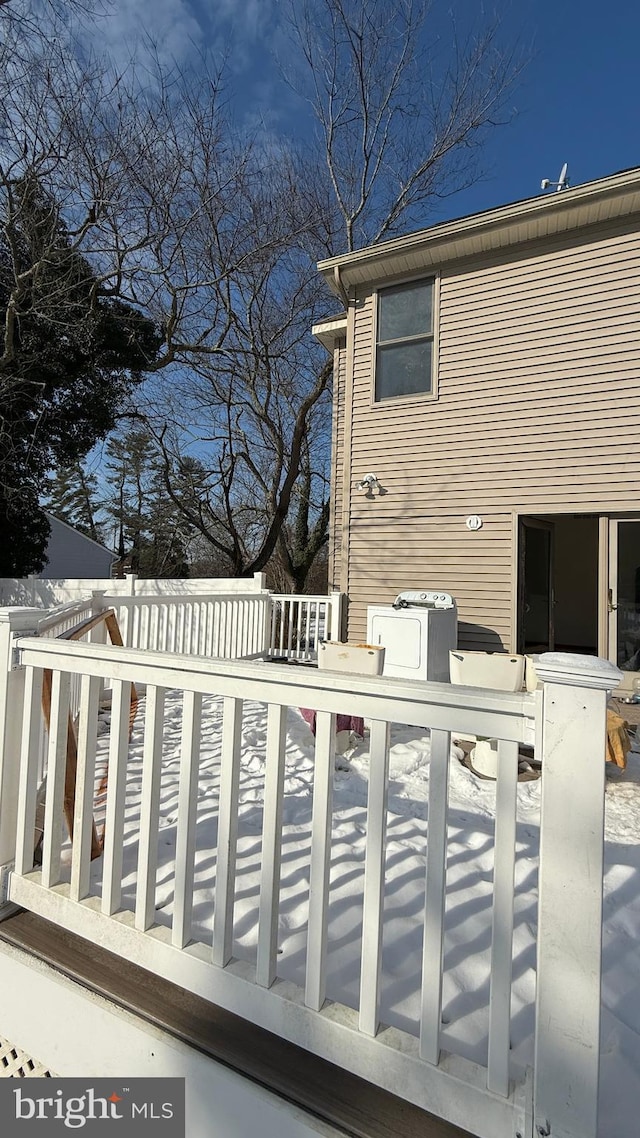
100, 593, 270, 660
0, 603, 620, 1138
0, 572, 269, 608
31, 591, 341, 664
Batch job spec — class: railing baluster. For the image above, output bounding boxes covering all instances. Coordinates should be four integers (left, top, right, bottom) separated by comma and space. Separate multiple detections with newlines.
15, 666, 44, 876
70, 673, 102, 902
212, 695, 243, 966
286, 601, 294, 657
173, 690, 202, 948
181, 604, 188, 655
269, 599, 276, 657
319, 599, 324, 650
229, 600, 236, 658
296, 600, 303, 660
256, 702, 287, 987
181, 602, 187, 655
41, 670, 71, 888
244, 599, 251, 656
252, 598, 258, 655
276, 600, 283, 655
217, 601, 223, 656
313, 600, 319, 655
209, 600, 216, 656
122, 603, 131, 648
169, 602, 177, 654
305, 710, 336, 1011
135, 685, 166, 931
205, 601, 213, 657
101, 679, 133, 915
487, 738, 519, 1096
359, 718, 390, 1036
198, 601, 205, 655
420, 727, 452, 1063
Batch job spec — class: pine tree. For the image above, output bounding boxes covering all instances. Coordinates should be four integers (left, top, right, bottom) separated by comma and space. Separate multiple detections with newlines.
43, 463, 105, 544
102, 430, 193, 578
0, 175, 161, 574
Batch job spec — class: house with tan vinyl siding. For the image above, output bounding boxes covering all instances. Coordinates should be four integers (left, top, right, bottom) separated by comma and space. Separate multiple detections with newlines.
313, 167, 640, 680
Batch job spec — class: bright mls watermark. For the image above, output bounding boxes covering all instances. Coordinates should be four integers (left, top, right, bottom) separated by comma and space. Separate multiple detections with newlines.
0, 1077, 185, 1135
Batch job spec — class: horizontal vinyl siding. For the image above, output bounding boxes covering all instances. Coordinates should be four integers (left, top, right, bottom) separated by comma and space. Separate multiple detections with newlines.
345, 515, 513, 648
329, 340, 346, 591
338, 218, 640, 648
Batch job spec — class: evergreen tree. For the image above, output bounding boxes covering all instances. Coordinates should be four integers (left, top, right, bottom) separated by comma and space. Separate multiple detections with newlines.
0, 175, 161, 574
44, 463, 105, 545
102, 430, 193, 578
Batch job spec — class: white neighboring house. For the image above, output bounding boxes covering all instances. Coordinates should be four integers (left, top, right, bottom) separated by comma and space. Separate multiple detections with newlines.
41, 513, 116, 578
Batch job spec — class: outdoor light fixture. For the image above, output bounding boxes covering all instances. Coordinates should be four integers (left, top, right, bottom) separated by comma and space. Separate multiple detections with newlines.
356, 473, 380, 492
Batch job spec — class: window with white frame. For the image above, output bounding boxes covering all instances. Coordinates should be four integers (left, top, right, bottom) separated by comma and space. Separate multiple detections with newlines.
375, 278, 434, 401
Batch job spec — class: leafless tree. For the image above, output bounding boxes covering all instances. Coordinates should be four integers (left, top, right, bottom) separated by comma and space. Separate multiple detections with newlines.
0, 0, 524, 588
286, 0, 524, 253
149, 0, 524, 589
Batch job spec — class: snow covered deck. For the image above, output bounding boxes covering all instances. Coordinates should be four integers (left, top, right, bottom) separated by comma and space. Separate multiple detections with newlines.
0, 595, 631, 1138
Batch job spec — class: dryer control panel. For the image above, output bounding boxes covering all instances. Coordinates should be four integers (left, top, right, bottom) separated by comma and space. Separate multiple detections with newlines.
393, 590, 456, 610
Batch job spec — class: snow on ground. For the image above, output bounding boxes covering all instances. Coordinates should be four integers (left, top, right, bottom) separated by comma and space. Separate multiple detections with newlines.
86, 690, 640, 1138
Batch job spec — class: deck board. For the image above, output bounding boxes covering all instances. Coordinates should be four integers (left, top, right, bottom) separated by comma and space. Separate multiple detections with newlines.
0, 910, 476, 1138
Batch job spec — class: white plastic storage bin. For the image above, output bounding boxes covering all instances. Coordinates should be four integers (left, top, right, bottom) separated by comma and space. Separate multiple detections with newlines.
449, 650, 525, 692
318, 642, 385, 675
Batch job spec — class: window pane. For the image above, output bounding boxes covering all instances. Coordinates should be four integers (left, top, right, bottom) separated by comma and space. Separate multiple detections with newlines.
378, 280, 432, 342
376, 340, 432, 400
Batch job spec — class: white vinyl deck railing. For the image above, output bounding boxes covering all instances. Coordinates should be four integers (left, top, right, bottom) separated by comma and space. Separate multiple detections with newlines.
101, 592, 270, 660
268, 593, 342, 659
0, 604, 621, 1138
30, 588, 344, 664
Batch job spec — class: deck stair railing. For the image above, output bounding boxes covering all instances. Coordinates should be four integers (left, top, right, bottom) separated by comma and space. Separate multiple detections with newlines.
0, 604, 620, 1138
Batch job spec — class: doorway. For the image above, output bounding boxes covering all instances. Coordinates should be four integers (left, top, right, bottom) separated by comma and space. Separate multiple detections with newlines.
517, 515, 599, 656
518, 518, 555, 653
608, 519, 640, 676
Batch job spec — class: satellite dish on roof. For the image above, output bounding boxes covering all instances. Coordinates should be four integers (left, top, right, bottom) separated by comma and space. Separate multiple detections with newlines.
541, 162, 570, 192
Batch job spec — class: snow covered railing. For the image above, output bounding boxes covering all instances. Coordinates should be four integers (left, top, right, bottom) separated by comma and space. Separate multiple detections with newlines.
268, 592, 343, 660
0, 612, 621, 1138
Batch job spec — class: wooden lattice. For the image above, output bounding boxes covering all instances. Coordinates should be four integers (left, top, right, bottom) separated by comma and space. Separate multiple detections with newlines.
0, 1033, 54, 1077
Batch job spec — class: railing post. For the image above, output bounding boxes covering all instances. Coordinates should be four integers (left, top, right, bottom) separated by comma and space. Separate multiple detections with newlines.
329, 591, 344, 642
253, 571, 267, 591
125, 573, 137, 596
91, 591, 108, 644
0, 608, 42, 919
533, 654, 622, 1138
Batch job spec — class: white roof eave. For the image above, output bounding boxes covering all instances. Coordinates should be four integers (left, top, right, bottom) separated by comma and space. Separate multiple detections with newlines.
318, 167, 640, 294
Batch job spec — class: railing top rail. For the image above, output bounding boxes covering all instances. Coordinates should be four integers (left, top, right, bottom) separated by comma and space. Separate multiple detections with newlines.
36, 596, 97, 633
102, 592, 270, 606
15, 634, 537, 743
269, 594, 335, 603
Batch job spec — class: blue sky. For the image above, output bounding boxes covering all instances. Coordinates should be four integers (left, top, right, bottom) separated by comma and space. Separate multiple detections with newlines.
81, 0, 638, 229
